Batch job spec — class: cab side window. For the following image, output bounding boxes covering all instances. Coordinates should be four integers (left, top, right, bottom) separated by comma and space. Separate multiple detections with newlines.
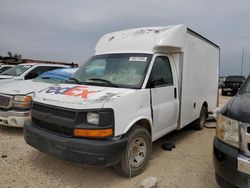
25, 66, 61, 80
147, 56, 173, 88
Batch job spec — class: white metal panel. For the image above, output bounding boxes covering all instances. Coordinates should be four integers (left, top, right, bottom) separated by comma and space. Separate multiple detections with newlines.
0, 80, 53, 95
103, 89, 152, 137
179, 32, 219, 129
148, 54, 179, 140
95, 25, 187, 55
34, 84, 132, 110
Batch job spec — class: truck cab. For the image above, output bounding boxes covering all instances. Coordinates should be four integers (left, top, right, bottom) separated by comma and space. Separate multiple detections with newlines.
214, 75, 250, 188
24, 25, 220, 177
221, 75, 245, 96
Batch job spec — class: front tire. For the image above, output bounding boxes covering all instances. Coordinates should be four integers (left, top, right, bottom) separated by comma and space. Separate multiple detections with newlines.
113, 126, 152, 177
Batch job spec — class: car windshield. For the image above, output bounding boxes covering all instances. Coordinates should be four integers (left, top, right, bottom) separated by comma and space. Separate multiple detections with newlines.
239, 76, 250, 94
0, 66, 13, 73
0, 65, 32, 76
226, 76, 245, 82
72, 53, 152, 88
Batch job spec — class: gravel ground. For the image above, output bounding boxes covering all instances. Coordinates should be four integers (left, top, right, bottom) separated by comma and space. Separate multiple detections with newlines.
0, 95, 231, 188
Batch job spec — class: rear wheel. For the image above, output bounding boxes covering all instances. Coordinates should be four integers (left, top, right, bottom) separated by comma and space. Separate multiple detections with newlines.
113, 126, 152, 177
192, 105, 207, 130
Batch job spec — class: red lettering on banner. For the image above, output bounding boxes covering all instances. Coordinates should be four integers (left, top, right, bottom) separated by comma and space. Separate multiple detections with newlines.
64, 86, 96, 99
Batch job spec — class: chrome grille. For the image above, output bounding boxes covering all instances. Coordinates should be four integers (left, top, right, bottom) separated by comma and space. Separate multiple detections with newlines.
240, 122, 250, 157
0, 94, 12, 108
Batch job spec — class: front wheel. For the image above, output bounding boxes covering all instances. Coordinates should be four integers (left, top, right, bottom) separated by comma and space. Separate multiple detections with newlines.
192, 105, 207, 130
113, 126, 152, 177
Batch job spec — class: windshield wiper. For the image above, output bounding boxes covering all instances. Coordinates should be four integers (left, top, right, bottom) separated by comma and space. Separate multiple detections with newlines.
88, 78, 118, 87
40, 77, 51, 79
66, 77, 81, 84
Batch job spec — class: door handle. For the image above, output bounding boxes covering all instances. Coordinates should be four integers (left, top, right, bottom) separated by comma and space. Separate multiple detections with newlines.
174, 88, 177, 98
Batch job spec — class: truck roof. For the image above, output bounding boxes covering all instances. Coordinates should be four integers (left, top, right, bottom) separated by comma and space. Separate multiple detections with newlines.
95, 24, 219, 55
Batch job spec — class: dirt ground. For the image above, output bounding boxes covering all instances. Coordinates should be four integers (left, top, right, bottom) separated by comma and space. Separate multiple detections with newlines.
0, 95, 231, 188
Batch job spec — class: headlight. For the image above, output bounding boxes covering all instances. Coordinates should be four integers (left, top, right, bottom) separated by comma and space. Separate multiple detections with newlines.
73, 110, 114, 138
13, 95, 32, 109
87, 112, 99, 125
216, 114, 240, 148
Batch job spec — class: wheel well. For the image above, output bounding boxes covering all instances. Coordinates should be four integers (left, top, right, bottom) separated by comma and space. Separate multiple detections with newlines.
202, 101, 208, 117
129, 119, 152, 136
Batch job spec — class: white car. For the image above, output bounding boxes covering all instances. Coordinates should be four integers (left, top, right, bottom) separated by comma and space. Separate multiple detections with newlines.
0, 63, 67, 85
0, 68, 77, 127
0, 65, 15, 74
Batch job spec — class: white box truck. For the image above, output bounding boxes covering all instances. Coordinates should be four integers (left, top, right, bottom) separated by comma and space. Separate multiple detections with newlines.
24, 24, 220, 177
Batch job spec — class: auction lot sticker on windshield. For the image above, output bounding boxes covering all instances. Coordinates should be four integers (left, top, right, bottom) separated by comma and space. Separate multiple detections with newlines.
129, 57, 147, 62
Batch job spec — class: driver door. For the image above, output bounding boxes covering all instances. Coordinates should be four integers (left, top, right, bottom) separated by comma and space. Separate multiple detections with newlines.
147, 55, 179, 137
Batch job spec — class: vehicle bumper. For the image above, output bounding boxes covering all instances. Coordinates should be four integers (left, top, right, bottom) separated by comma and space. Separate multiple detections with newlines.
213, 137, 250, 188
24, 120, 127, 167
0, 110, 29, 127
222, 87, 239, 92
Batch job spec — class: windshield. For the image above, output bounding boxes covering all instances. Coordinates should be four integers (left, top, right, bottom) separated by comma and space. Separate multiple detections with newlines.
0, 65, 32, 76
226, 76, 245, 82
0, 66, 12, 73
72, 53, 152, 88
239, 76, 250, 94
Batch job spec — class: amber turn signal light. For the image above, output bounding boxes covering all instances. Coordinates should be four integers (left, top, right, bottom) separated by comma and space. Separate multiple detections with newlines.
73, 128, 113, 138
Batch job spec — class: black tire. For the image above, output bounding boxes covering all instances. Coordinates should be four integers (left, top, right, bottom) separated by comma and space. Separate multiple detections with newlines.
192, 105, 207, 130
215, 173, 237, 188
113, 126, 152, 177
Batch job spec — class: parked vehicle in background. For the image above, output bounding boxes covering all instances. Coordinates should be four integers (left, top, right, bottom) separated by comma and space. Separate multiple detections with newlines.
214, 74, 250, 188
24, 25, 220, 177
218, 76, 226, 88
221, 75, 245, 96
36, 67, 77, 82
0, 68, 77, 127
0, 63, 68, 85
0, 65, 15, 74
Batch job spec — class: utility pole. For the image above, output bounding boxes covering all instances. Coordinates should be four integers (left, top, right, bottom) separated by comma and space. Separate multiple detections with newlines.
241, 46, 245, 76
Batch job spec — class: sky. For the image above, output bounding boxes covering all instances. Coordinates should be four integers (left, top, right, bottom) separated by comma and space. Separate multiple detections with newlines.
0, 0, 250, 76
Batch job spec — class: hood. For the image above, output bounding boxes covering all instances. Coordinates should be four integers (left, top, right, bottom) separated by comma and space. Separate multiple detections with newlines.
223, 93, 250, 123
0, 80, 54, 96
34, 84, 133, 109
0, 75, 14, 79
0, 78, 19, 85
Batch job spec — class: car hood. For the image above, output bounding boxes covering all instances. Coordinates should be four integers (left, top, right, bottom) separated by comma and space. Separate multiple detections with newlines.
0, 78, 21, 85
34, 84, 133, 109
223, 93, 250, 123
0, 80, 54, 96
0, 75, 14, 79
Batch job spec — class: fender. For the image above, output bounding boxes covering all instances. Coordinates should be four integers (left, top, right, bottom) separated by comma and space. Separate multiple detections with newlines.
123, 116, 153, 140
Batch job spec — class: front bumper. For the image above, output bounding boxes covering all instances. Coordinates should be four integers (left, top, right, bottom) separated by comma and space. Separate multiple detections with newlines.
222, 87, 240, 92
213, 137, 250, 188
24, 120, 127, 167
0, 110, 29, 127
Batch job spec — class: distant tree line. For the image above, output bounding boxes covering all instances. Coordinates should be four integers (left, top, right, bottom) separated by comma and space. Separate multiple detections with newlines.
0, 51, 22, 61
